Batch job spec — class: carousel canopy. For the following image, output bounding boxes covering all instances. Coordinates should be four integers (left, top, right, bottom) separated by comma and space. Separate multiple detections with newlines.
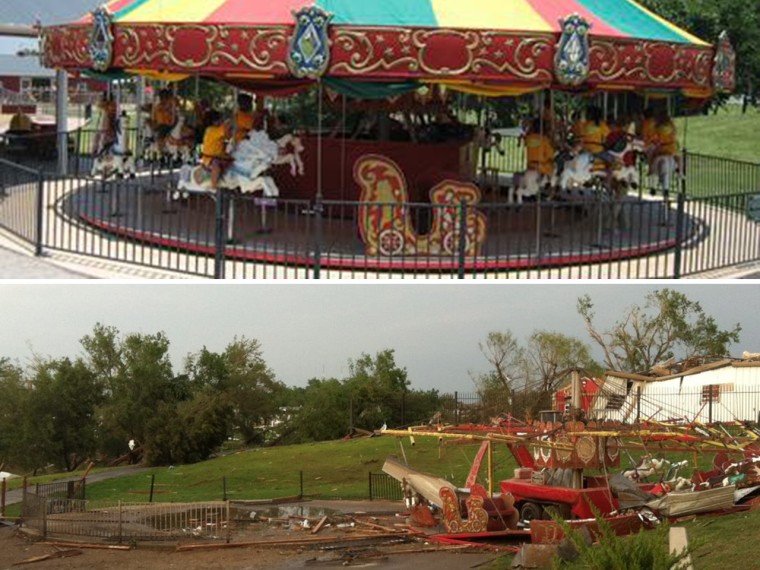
41, 0, 735, 96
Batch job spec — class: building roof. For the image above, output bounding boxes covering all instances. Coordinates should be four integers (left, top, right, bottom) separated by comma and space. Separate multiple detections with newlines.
0, 0, 101, 27
0, 53, 54, 78
606, 358, 760, 384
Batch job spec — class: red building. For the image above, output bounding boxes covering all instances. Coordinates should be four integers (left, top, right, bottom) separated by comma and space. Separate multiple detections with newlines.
553, 377, 602, 416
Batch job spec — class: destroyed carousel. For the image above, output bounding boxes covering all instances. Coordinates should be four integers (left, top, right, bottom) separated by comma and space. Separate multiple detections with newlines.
380, 364, 760, 549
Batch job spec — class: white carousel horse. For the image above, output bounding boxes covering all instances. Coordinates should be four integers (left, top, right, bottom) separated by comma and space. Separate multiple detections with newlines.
175, 129, 304, 199
163, 115, 195, 164
508, 169, 557, 205
649, 153, 679, 193
141, 119, 161, 164
610, 137, 646, 190
91, 115, 136, 179
558, 150, 596, 191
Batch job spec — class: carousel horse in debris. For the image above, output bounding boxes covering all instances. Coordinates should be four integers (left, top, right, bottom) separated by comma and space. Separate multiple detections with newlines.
176, 129, 304, 199
354, 154, 487, 257
91, 114, 136, 178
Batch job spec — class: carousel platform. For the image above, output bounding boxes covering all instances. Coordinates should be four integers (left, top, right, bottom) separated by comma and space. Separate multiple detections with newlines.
62, 173, 689, 273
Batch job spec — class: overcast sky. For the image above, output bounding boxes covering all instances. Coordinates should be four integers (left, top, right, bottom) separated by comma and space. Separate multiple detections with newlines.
0, 282, 756, 392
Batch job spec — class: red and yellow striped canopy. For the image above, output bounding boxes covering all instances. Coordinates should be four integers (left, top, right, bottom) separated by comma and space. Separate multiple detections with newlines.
43, 0, 728, 95
80, 0, 706, 46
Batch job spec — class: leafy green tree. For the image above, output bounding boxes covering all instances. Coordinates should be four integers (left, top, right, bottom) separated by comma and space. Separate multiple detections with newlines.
284, 378, 352, 443
345, 350, 410, 431
521, 331, 600, 415
578, 288, 741, 373
0, 359, 28, 469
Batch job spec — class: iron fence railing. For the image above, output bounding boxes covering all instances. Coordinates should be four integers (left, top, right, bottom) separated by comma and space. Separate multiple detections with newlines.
32, 479, 86, 501
1, 129, 759, 279
368, 473, 404, 502
0, 158, 43, 252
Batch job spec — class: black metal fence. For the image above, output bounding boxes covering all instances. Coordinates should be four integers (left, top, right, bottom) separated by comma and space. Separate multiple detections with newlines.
368, 473, 404, 501
1, 130, 759, 279
31, 479, 86, 502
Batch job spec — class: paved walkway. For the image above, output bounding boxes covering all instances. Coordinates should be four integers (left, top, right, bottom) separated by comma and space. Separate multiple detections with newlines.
3, 465, 152, 507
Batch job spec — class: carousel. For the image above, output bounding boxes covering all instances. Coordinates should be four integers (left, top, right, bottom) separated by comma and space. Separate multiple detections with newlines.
39, 0, 736, 272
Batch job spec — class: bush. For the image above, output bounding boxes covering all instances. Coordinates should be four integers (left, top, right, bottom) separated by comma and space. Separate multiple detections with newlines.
553, 513, 692, 570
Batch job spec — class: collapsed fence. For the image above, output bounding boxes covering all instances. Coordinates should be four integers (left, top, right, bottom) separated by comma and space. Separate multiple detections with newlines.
22, 494, 231, 543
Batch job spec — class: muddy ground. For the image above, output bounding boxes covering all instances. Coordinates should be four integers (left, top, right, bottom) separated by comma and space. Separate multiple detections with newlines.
0, 500, 502, 570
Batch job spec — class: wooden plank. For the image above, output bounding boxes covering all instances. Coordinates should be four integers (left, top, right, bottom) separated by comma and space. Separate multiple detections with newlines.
176, 532, 407, 552
42, 541, 130, 551
311, 516, 328, 534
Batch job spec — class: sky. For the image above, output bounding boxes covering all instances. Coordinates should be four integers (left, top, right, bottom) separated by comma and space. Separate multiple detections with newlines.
0, 37, 35, 55
0, 282, 757, 393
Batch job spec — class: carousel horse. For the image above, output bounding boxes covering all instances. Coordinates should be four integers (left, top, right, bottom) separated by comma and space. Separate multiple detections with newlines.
508, 169, 557, 205
163, 115, 196, 164
175, 128, 304, 199
354, 154, 487, 257
91, 114, 136, 179
649, 153, 680, 194
558, 150, 596, 191
610, 137, 646, 190
141, 118, 161, 164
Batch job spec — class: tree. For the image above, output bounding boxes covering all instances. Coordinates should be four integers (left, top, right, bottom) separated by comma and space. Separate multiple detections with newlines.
345, 350, 410, 430
476, 331, 524, 392
522, 331, 601, 415
578, 289, 741, 373
0, 359, 27, 469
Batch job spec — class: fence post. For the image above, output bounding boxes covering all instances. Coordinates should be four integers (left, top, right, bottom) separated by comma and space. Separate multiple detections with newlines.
1, 477, 5, 517
22, 477, 27, 517
149, 474, 155, 503
226, 500, 231, 544
214, 191, 226, 279
368, 472, 373, 501
222, 476, 227, 501
454, 391, 459, 424
636, 387, 642, 424
118, 500, 123, 544
313, 196, 323, 280
457, 199, 467, 279
42, 500, 47, 539
299, 470, 304, 500
35, 170, 44, 257
673, 191, 685, 279
708, 385, 714, 423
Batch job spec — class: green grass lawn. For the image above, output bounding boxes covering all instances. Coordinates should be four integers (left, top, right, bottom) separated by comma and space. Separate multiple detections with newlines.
82, 436, 519, 504
676, 105, 760, 164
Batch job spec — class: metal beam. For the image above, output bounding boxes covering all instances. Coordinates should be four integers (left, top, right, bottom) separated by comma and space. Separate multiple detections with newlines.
0, 25, 38, 37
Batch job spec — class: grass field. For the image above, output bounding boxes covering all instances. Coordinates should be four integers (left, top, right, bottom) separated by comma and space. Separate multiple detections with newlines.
81, 436, 519, 504
676, 105, 760, 164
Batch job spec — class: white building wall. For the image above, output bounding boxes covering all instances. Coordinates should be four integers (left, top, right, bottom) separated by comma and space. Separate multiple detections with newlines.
590, 365, 760, 423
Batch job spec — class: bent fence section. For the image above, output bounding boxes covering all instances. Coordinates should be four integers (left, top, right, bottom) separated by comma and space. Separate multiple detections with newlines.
22, 494, 231, 543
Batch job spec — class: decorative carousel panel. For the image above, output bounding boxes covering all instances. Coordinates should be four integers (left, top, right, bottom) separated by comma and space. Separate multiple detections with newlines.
41, 26, 92, 69
116, 24, 292, 74
329, 27, 554, 82
588, 39, 713, 90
